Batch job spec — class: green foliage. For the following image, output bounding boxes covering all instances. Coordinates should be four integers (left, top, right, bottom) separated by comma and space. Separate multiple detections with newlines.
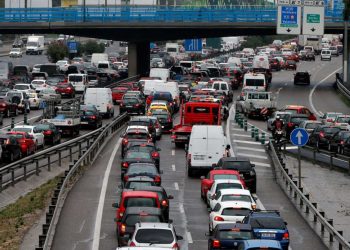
206, 37, 222, 49
241, 35, 296, 49
80, 40, 105, 55
47, 42, 69, 63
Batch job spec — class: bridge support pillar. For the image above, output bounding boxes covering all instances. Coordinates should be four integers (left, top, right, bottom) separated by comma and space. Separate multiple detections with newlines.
128, 41, 150, 77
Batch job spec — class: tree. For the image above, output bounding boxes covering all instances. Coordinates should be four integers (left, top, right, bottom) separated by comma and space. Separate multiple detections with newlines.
47, 42, 68, 63
80, 40, 105, 55
206, 38, 222, 49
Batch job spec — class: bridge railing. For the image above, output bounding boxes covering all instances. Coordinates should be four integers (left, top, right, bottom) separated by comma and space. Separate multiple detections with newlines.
0, 6, 346, 23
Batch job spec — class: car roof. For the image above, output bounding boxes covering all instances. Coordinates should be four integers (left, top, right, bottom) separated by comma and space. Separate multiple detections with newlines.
122, 190, 159, 198
244, 239, 282, 247
210, 169, 240, 175
221, 157, 251, 162
213, 179, 243, 185
216, 223, 252, 231
135, 222, 173, 229
134, 186, 165, 192
218, 189, 252, 196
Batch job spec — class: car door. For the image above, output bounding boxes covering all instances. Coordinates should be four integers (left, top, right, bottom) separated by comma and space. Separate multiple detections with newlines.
33, 127, 44, 145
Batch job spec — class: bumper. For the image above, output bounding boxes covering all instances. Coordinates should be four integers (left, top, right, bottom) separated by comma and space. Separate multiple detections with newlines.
120, 107, 143, 114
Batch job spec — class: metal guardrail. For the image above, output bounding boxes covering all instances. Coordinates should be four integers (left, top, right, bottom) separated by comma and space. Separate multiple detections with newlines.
0, 6, 345, 23
268, 140, 350, 250
35, 112, 129, 250
336, 74, 350, 100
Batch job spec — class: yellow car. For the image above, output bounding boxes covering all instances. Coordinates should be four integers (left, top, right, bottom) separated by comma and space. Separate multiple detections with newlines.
147, 106, 171, 116
148, 101, 172, 114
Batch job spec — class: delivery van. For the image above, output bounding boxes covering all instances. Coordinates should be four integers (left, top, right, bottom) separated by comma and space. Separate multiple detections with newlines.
149, 68, 170, 81
68, 73, 88, 93
243, 73, 267, 91
84, 88, 114, 118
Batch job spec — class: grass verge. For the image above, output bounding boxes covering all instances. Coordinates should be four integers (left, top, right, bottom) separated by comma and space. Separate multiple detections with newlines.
337, 90, 350, 107
0, 176, 60, 250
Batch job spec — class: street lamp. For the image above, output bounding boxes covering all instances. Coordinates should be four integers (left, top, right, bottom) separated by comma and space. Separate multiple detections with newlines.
343, 0, 349, 84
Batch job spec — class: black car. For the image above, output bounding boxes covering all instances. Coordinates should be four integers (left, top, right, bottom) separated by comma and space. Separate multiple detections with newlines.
125, 141, 160, 170
151, 110, 173, 131
134, 186, 173, 222
294, 72, 310, 85
116, 207, 166, 247
123, 163, 162, 186
308, 125, 342, 149
208, 223, 253, 250
120, 97, 145, 115
34, 123, 61, 145
123, 176, 158, 189
328, 131, 350, 153
215, 157, 256, 193
269, 58, 281, 71
121, 150, 155, 177
129, 116, 157, 142
80, 105, 103, 129
0, 134, 22, 162
284, 114, 310, 139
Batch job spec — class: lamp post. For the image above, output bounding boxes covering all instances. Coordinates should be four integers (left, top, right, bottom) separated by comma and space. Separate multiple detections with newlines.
344, 0, 349, 85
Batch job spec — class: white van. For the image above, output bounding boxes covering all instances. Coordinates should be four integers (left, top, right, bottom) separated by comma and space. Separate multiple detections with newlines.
186, 125, 230, 177
179, 61, 195, 70
149, 68, 170, 81
243, 73, 266, 91
68, 74, 88, 93
143, 79, 166, 96
211, 81, 231, 96
227, 57, 241, 66
84, 88, 114, 118
252, 55, 269, 69
321, 49, 331, 61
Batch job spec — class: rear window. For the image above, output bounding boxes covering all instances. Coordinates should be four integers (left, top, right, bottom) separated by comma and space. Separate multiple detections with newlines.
127, 133, 148, 139
123, 98, 138, 104
126, 181, 155, 189
305, 123, 320, 130
290, 117, 308, 124
193, 107, 210, 113
125, 151, 151, 159
222, 161, 252, 171
245, 79, 265, 87
69, 75, 83, 82
128, 164, 157, 174
336, 117, 350, 123
124, 197, 157, 208
324, 127, 341, 134
135, 229, 174, 244
213, 174, 238, 181
222, 194, 252, 203
216, 183, 242, 192
250, 217, 286, 230
285, 109, 298, 114
125, 215, 161, 226
219, 230, 253, 240
222, 208, 251, 216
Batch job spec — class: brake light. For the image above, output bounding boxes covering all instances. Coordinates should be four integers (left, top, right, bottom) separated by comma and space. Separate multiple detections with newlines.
67, 87, 72, 90
214, 216, 224, 221
168, 117, 172, 122
171, 135, 176, 139
283, 232, 289, 240
129, 242, 136, 246
172, 243, 179, 250
124, 175, 129, 182
288, 122, 294, 127
120, 103, 124, 107
122, 138, 128, 145
326, 118, 333, 122
122, 162, 129, 168
120, 223, 126, 235
212, 239, 221, 248
5, 139, 10, 145
319, 132, 325, 138
151, 152, 159, 158
134, 104, 140, 107
44, 130, 52, 135
90, 115, 96, 119
341, 140, 345, 145
161, 200, 168, 207
154, 175, 161, 183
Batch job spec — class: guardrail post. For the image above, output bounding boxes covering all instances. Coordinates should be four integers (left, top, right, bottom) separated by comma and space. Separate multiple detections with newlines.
79, 142, 82, 157
69, 147, 73, 162
261, 132, 265, 145
313, 149, 316, 164
244, 119, 247, 131
312, 203, 318, 222
251, 126, 255, 138
348, 158, 350, 175
0, 174, 2, 192
255, 128, 259, 141
338, 231, 343, 250
305, 194, 310, 213
11, 117, 15, 129
36, 160, 39, 176
330, 153, 334, 170
11, 168, 15, 186
58, 150, 62, 167
47, 155, 51, 171
22, 164, 27, 181
328, 219, 334, 241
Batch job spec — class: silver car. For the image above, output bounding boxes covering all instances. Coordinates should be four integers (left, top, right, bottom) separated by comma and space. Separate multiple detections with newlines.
320, 112, 342, 125
39, 89, 61, 105
298, 120, 322, 135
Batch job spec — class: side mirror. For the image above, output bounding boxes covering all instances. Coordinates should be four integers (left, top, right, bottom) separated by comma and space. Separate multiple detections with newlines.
112, 202, 119, 208
200, 176, 205, 180
176, 235, 183, 241
168, 195, 174, 199
251, 164, 255, 168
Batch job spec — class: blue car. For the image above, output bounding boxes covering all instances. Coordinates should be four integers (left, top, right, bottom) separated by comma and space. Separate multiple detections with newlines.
242, 211, 289, 250
208, 223, 253, 250
238, 239, 283, 250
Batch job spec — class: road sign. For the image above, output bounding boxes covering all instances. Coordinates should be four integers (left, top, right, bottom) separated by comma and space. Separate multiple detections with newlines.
278, 0, 290, 4
290, 128, 309, 146
302, 6, 325, 35
67, 41, 78, 53
184, 39, 202, 52
277, 5, 301, 35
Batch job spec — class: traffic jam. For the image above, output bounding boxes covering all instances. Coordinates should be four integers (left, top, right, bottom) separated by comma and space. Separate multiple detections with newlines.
0, 34, 347, 250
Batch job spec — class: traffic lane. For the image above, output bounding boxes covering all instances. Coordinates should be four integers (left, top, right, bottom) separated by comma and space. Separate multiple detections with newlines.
3, 52, 49, 67
0, 109, 43, 130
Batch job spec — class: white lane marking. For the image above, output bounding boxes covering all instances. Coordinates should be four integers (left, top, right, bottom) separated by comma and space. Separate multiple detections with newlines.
226, 104, 235, 157
174, 182, 179, 190
187, 231, 193, 244
251, 161, 271, 168
319, 110, 324, 116
179, 203, 185, 213
237, 153, 268, 160
172, 164, 176, 171
172, 149, 175, 156
255, 195, 266, 210
1, 115, 42, 130
233, 139, 266, 145
309, 67, 342, 116
286, 146, 298, 150
232, 133, 251, 138
236, 146, 265, 152
92, 138, 122, 250
231, 127, 243, 131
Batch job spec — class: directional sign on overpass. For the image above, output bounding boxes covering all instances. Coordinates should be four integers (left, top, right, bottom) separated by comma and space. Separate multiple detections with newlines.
277, 5, 302, 35
302, 5, 325, 35
184, 39, 202, 52
290, 128, 309, 146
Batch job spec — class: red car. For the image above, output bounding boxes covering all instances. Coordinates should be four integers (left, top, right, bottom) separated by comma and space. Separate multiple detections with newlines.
0, 96, 18, 117
112, 87, 128, 104
283, 105, 317, 120
200, 169, 246, 201
112, 191, 160, 223
7, 131, 36, 155
288, 53, 299, 62
55, 82, 75, 98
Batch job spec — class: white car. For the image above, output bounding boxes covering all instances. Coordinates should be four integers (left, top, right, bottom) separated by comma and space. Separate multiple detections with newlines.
320, 49, 331, 61
320, 112, 343, 125
12, 125, 45, 147
31, 79, 49, 93
56, 60, 70, 72
9, 48, 23, 58
206, 179, 245, 207
209, 188, 256, 210
128, 222, 183, 248
334, 115, 350, 130
209, 201, 252, 233
13, 84, 36, 94
27, 92, 41, 109
32, 64, 42, 73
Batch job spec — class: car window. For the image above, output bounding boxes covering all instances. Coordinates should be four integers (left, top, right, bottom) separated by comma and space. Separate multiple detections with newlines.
222, 161, 252, 171
127, 133, 148, 140
222, 194, 252, 203
219, 230, 253, 240
250, 217, 286, 230
135, 228, 174, 244
213, 203, 221, 212
124, 197, 157, 208
125, 215, 161, 226
213, 174, 238, 181
216, 183, 242, 192
126, 181, 154, 189
221, 208, 251, 216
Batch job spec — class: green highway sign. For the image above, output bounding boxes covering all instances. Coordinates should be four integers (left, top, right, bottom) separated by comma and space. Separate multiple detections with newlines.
307, 14, 320, 23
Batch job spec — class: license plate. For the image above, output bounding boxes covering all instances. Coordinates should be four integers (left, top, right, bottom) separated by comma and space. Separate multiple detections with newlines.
176, 136, 188, 140
194, 156, 205, 160
81, 122, 88, 125
261, 233, 275, 238
161, 126, 164, 128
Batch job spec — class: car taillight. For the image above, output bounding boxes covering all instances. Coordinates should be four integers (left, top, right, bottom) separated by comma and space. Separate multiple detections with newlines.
129, 242, 136, 247
168, 118, 172, 122
212, 239, 221, 248
319, 132, 325, 138
283, 232, 289, 240
171, 135, 176, 139
161, 200, 168, 207
155, 123, 160, 128
122, 162, 129, 168
120, 103, 124, 107
123, 175, 129, 182
154, 175, 161, 183
120, 223, 126, 235
134, 104, 140, 107
44, 130, 52, 135
90, 115, 96, 119
67, 87, 72, 90
172, 243, 179, 250
214, 216, 224, 221
341, 140, 345, 145
288, 122, 294, 127
326, 118, 333, 122
151, 152, 159, 158
122, 138, 128, 145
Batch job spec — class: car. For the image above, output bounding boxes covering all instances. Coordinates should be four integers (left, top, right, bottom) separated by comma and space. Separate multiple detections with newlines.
6, 91, 30, 114
120, 97, 146, 115
320, 112, 343, 125
121, 126, 153, 157
284, 114, 310, 139
269, 58, 281, 71
27, 92, 41, 110
294, 72, 310, 85
333, 115, 350, 130
328, 131, 350, 153
112, 87, 129, 104
112, 191, 161, 223
55, 82, 76, 98
328, 46, 339, 56
0, 96, 19, 117
206, 180, 245, 206
321, 49, 332, 61
128, 117, 157, 142
39, 88, 61, 105
149, 91, 176, 112
208, 223, 254, 250
215, 157, 257, 193
267, 111, 291, 131
284, 60, 296, 70
34, 123, 61, 145
125, 142, 160, 169
209, 188, 256, 211
282, 105, 317, 120
242, 211, 289, 250
123, 163, 162, 186
298, 120, 322, 135
0, 133, 22, 161
6, 131, 36, 156
238, 239, 283, 250
209, 201, 252, 234
12, 125, 45, 148
308, 125, 342, 149
80, 105, 103, 129
56, 60, 70, 72
121, 151, 156, 177
13, 83, 35, 94
200, 169, 245, 202
123, 176, 158, 190
9, 48, 23, 58
128, 222, 183, 248
149, 109, 173, 131
148, 100, 172, 115
116, 207, 167, 247
31, 79, 49, 93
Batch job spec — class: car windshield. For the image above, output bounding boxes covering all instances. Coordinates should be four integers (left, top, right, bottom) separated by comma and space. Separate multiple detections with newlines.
218, 230, 253, 240
305, 123, 320, 130
216, 183, 242, 192
324, 127, 341, 134
125, 151, 151, 159
125, 181, 155, 189
337, 117, 350, 123
7, 92, 22, 98
153, 113, 168, 120
123, 98, 138, 104
135, 229, 174, 244
14, 85, 29, 90
113, 89, 126, 93
12, 127, 31, 133
8, 133, 24, 139
222, 194, 252, 203
245, 79, 265, 87
290, 117, 308, 124
125, 215, 161, 226
69, 76, 83, 82
34, 124, 50, 131
82, 110, 94, 116
128, 165, 157, 175
213, 174, 238, 181
127, 132, 148, 139
129, 145, 153, 153
124, 197, 156, 208
222, 208, 251, 216
11, 48, 21, 52
222, 161, 252, 171
250, 217, 286, 229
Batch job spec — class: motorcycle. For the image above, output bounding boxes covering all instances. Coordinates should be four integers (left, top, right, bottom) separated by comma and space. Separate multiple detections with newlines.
273, 128, 283, 143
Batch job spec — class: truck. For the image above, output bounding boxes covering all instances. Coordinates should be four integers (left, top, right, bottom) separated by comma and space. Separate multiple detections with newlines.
42, 101, 81, 137
252, 55, 272, 84
236, 91, 276, 119
171, 101, 222, 147
96, 60, 119, 83
26, 36, 44, 55
91, 53, 109, 67
298, 35, 322, 54
166, 43, 179, 57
